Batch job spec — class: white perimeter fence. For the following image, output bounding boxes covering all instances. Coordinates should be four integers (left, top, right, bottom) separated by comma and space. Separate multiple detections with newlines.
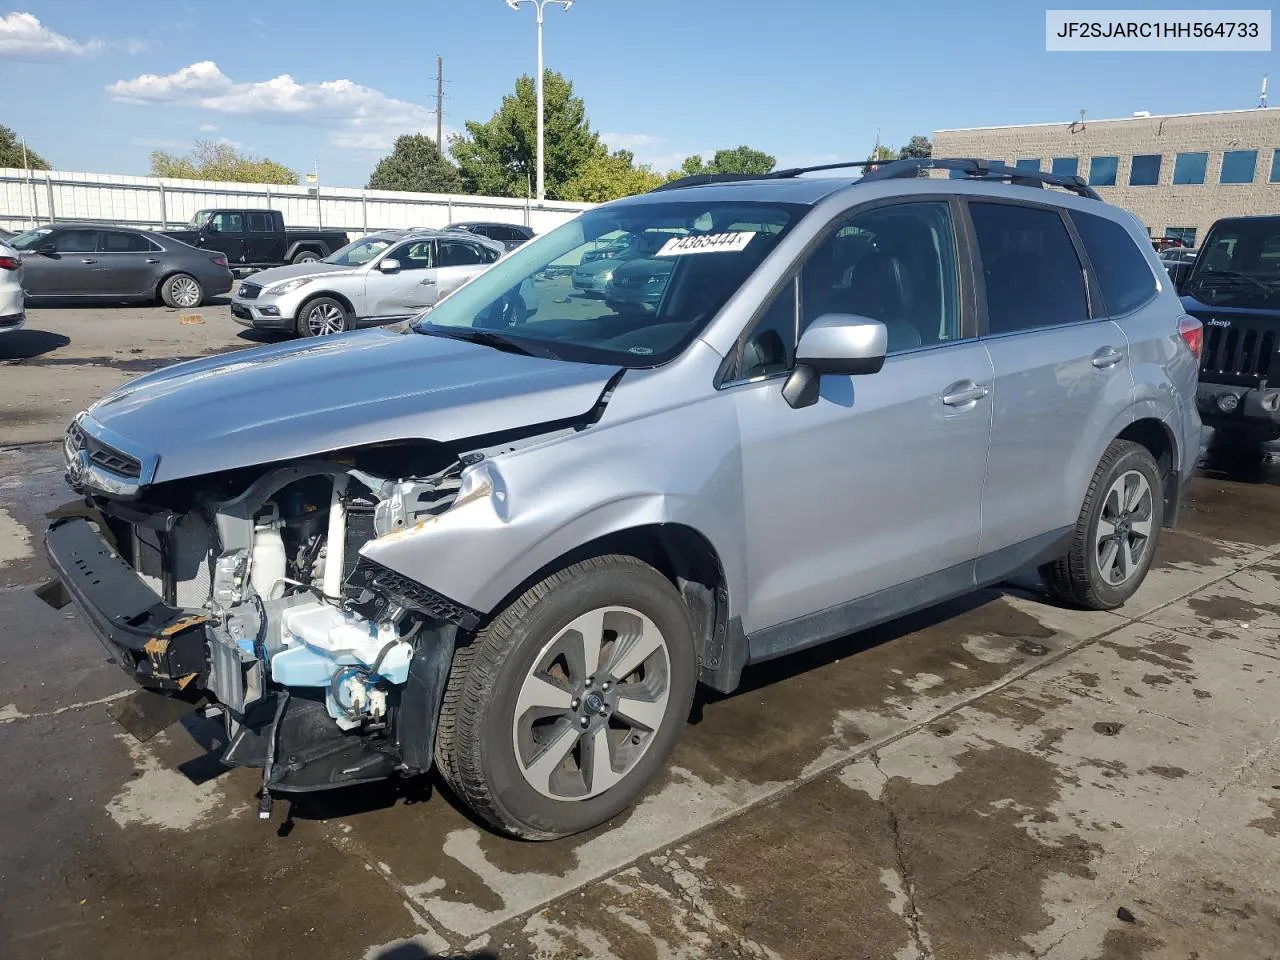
0, 167, 596, 237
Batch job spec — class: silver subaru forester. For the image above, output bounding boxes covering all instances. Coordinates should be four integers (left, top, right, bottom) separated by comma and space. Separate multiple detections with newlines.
45, 159, 1202, 839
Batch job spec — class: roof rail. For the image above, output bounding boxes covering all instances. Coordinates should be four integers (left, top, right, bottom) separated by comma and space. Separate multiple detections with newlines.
650, 160, 881, 193
648, 157, 1101, 201
857, 158, 1102, 200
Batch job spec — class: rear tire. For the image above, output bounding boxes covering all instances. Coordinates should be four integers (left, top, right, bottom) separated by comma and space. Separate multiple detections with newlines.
295, 297, 350, 337
292, 250, 320, 265
159, 273, 203, 309
435, 555, 696, 840
1040, 440, 1164, 610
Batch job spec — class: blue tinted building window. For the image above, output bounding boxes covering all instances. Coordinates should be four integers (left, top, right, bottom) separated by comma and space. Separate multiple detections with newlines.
1051, 157, 1079, 177
1088, 156, 1118, 186
1173, 152, 1208, 184
1129, 154, 1161, 186
1221, 150, 1258, 184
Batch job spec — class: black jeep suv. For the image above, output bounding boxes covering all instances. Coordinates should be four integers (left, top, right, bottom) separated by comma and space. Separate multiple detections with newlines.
1182, 215, 1280, 442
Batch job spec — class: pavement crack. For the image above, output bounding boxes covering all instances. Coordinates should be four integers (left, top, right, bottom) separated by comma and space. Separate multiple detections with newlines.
0, 690, 131, 724
872, 753, 932, 960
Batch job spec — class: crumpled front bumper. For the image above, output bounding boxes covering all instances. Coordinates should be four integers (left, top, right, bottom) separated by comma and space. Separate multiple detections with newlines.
44, 514, 210, 692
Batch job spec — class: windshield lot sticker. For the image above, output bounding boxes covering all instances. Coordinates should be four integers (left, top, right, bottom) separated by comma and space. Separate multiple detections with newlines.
655, 232, 755, 257
629, 346, 654, 354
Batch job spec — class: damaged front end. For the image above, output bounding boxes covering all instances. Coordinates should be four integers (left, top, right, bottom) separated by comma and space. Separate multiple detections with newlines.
44, 416, 490, 814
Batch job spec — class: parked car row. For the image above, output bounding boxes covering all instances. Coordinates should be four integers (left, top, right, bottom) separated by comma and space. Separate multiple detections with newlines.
0, 209, 538, 330
230, 227, 535, 337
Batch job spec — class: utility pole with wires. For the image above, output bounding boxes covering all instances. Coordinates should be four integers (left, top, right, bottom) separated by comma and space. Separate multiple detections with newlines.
436, 56, 445, 151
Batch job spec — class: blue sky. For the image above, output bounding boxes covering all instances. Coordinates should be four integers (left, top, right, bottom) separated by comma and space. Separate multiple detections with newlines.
0, 0, 1273, 188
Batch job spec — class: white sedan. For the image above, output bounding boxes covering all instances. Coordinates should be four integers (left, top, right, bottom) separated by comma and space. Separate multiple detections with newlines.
0, 237, 24, 334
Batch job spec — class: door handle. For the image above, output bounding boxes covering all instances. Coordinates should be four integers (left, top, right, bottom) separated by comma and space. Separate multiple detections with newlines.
941, 380, 990, 406
1092, 346, 1123, 368
80, 258, 98, 264
145, 258, 158, 264
419, 278, 436, 286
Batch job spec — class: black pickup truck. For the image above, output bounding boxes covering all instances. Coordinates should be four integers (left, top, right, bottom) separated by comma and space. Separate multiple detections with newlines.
163, 209, 350, 270
1182, 214, 1280, 443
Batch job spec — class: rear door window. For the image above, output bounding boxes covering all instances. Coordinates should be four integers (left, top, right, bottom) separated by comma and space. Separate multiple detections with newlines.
1071, 212, 1158, 315
101, 230, 154, 253
438, 240, 486, 267
968, 202, 1089, 334
246, 212, 274, 233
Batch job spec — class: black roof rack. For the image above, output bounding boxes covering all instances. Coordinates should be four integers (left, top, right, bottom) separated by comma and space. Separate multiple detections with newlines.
649, 157, 1101, 201
857, 157, 1101, 200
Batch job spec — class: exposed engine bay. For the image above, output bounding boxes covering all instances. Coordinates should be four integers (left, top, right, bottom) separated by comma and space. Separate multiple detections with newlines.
47, 440, 499, 813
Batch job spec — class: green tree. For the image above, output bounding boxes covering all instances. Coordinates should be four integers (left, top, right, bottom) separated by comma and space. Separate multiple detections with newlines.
450, 70, 604, 199
897, 135, 932, 160
563, 149, 662, 202
0, 124, 49, 170
867, 144, 896, 163
150, 140, 298, 185
367, 134, 463, 193
670, 146, 776, 179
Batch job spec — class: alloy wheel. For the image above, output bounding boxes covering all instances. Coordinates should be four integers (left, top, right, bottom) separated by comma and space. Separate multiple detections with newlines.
170, 276, 201, 308
1095, 469, 1154, 585
306, 302, 346, 336
511, 605, 672, 801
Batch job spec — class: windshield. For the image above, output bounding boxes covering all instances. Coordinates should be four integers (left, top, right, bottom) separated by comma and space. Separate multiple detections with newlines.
187, 210, 211, 228
8, 228, 52, 250
1185, 219, 1280, 308
409, 199, 806, 366
323, 235, 395, 266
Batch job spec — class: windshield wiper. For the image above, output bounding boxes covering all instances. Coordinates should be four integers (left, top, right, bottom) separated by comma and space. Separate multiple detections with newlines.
1191, 269, 1280, 294
418, 326, 560, 360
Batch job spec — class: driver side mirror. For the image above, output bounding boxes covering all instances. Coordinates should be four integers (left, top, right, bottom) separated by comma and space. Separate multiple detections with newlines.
378, 258, 401, 274
37, 242, 56, 256
782, 314, 887, 410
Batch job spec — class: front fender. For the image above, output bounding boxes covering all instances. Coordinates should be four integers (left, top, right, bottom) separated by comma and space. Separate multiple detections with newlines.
359, 370, 747, 619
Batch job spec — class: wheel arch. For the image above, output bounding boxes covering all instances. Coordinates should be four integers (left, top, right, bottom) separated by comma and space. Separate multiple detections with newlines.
154, 269, 200, 301
1115, 415, 1180, 527
284, 241, 326, 261
297, 290, 356, 319
480, 522, 743, 695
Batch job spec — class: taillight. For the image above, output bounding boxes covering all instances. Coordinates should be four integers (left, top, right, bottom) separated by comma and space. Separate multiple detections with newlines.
0, 256, 18, 271
212, 256, 228, 267
1178, 314, 1203, 362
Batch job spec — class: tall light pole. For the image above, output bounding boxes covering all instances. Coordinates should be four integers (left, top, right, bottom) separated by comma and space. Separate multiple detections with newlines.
505, 0, 573, 201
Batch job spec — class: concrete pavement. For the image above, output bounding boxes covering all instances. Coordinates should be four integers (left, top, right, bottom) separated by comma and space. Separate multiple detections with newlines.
0, 305, 1278, 959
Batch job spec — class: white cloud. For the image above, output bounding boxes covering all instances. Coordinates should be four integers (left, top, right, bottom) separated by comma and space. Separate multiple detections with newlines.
0, 11, 101, 59
198, 123, 218, 132
108, 60, 435, 151
601, 132, 663, 152
0, 12, 142, 61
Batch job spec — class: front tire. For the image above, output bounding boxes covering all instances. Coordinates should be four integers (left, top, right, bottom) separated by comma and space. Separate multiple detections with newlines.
160, 273, 203, 309
1040, 439, 1164, 610
435, 555, 696, 840
296, 296, 350, 337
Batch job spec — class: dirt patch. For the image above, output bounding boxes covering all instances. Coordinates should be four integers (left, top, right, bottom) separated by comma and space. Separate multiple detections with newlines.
1144, 766, 1188, 779
1093, 721, 1125, 736
1142, 673, 1173, 687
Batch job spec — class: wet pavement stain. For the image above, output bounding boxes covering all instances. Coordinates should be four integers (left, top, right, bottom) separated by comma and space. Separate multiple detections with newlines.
1144, 766, 1189, 779
1247, 798, 1280, 837
679, 593, 1061, 786
1093, 722, 1125, 736
873, 744, 1103, 959
971, 689, 1073, 727
1093, 924, 1164, 959
1187, 592, 1280, 626
1152, 528, 1237, 568
1101, 633, 1198, 681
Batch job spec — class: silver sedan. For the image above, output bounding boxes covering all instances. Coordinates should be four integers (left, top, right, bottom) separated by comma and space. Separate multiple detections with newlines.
231, 229, 522, 338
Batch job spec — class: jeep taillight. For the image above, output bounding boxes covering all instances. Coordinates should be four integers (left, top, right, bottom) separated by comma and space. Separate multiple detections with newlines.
0, 256, 18, 271
1178, 314, 1203, 362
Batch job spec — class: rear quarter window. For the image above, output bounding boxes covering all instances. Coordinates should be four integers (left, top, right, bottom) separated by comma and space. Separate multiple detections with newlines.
1072, 211, 1158, 315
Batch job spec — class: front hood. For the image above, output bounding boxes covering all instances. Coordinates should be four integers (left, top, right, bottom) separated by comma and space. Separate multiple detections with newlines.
84, 327, 621, 484
573, 260, 617, 278
241, 262, 350, 289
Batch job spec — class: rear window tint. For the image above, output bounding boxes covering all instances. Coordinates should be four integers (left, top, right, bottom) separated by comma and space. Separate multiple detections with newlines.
1072, 212, 1157, 315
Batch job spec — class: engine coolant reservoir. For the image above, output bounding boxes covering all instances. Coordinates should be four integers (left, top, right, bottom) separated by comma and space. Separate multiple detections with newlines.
249, 503, 287, 601
270, 603, 413, 687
